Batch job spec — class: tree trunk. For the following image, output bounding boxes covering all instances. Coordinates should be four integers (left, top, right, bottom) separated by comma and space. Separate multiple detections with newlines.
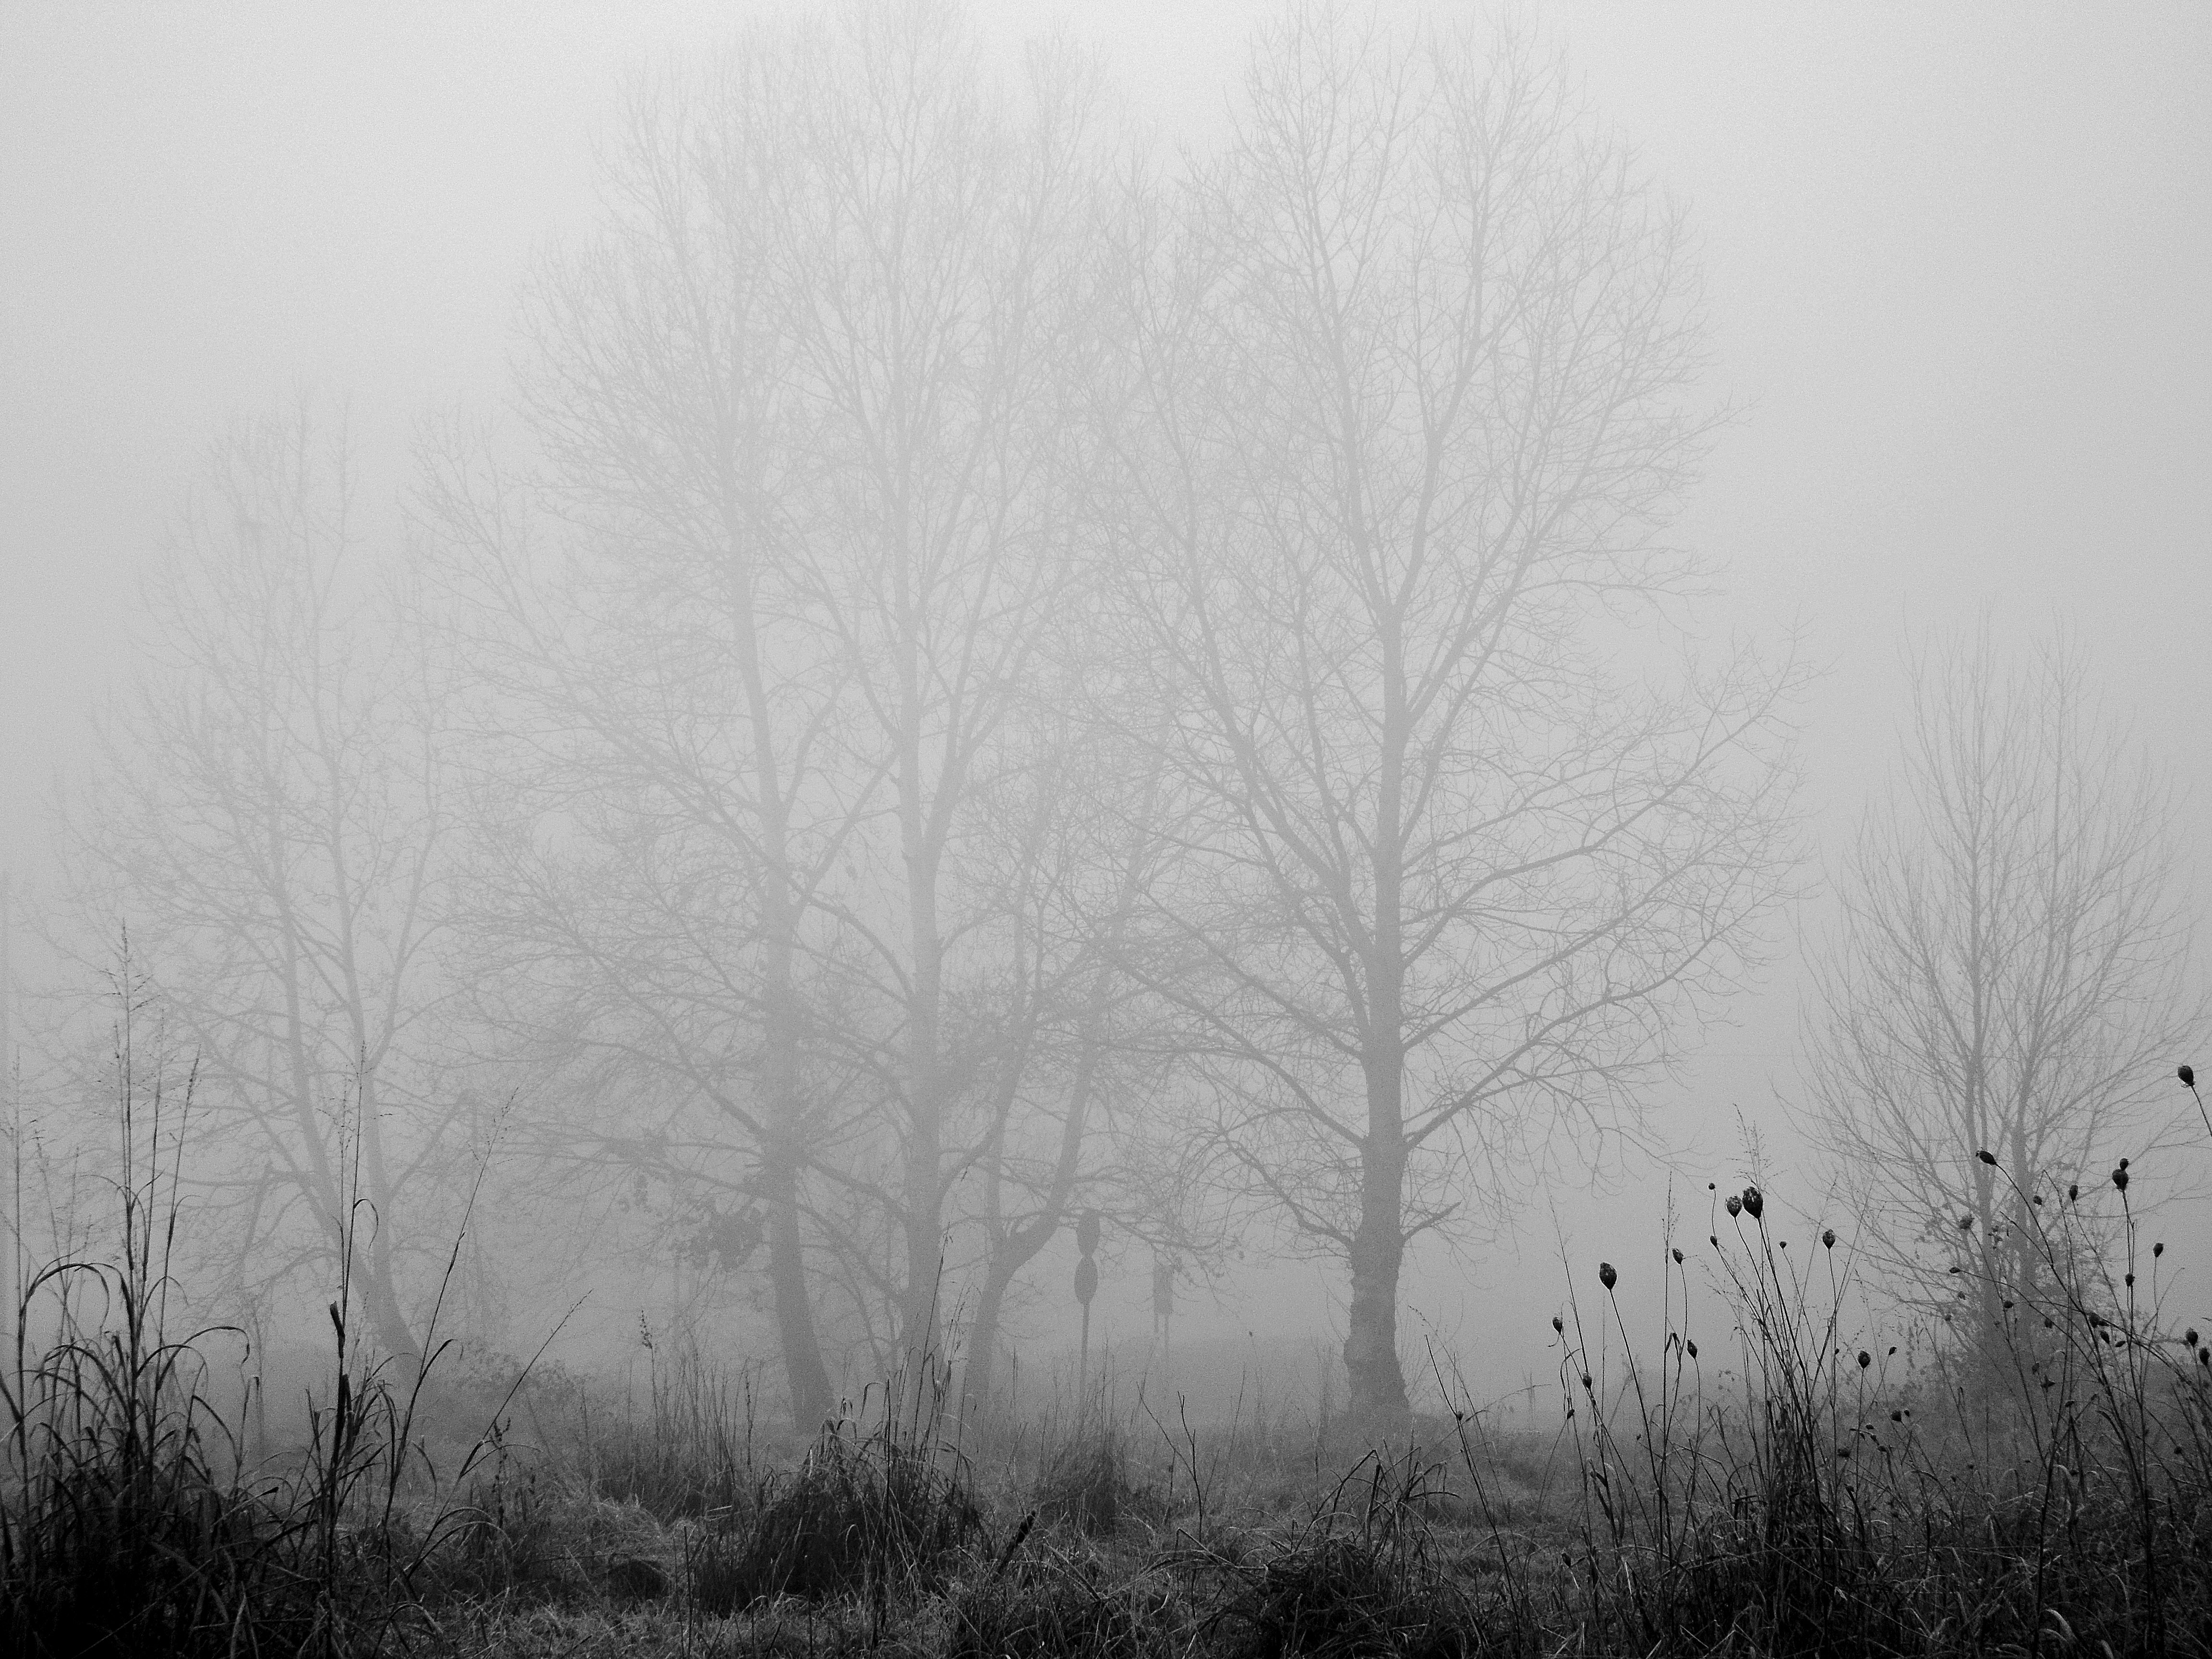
732, 538, 836, 1432
964, 1256, 1016, 1420
1346, 632, 1411, 1427
960, 976, 1109, 1422
757, 884, 833, 1430
764, 1148, 833, 1429
1344, 1133, 1409, 1425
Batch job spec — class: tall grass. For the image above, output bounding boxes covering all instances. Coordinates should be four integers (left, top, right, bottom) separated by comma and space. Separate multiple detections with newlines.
687, 1353, 984, 1620
12, 992, 2212, 1655
0, 988, 515, 1657
1516, 1158, 2212, 1656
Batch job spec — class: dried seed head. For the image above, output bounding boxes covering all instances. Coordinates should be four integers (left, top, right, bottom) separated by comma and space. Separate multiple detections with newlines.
1599, 1262, 1617, 1290
2182, 1063, 2196, 1088
1959, 1214, 1974, 1231
2114, 1166, 2130, 1193
1726, 1195, 1743, 1217
1976, 1149, 1996, 1166
2187, 1329, 2199, 1348
1671, 1247, 1684, 1264
1685, 1339, 1698, 1359
2155, 1241, 2165, 1258
2068, 1183, 2080, 1202
1858, 1350, 1871, 1369
1823, 1228, 1837, 1249
1742, 1185, 1765, 1219
1551, 1314, 1563, 1334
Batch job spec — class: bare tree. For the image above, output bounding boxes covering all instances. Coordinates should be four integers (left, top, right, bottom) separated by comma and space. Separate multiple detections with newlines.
1803, 630, 2203, 1347
951, 718, 1167, 1415
56, 399, 455, 1365
1094, 10, 1796, 1422
767, 3, 1110, 1376
419, 35, 851, 1417
425, 1, 1118, 1413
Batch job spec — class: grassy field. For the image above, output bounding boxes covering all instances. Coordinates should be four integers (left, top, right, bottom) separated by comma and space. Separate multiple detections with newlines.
10, 1099, 2212, 1656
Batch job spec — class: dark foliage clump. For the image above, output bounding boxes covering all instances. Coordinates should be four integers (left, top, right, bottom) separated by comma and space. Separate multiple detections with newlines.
1035, 1429, 1133, 1537
949, 1560, 1172, 1659
691, 1412, 979, 1612
1222, 1534, 1470, 1659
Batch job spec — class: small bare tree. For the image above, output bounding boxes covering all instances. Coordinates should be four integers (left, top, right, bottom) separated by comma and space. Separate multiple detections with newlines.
1804, 630, 2203, 1345
1095, 9, 1797, 1422
56, 399, 456, 1365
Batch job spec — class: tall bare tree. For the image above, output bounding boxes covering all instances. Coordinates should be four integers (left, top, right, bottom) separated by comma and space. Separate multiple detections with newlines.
1803, 630, 2203, 1345
768, 4, 1110, 1375
1095, 10, 1796, 1422
426, 1, 1117, 1414
420, 34, 850, 1419
57, 400, 454, 1364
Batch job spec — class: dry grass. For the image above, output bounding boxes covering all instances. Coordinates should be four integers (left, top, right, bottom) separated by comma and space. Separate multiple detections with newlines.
13, 1047, 2212, 1656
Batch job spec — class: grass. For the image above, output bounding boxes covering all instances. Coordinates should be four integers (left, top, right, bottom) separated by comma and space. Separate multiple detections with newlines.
0, 995, 523, 1658
12, 1025, 2212, 1654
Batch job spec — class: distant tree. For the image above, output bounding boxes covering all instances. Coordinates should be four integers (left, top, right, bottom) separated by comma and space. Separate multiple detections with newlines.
425, 1, 1120, 1418
761, 5, 1111, 1378
56, 399, 457, 1365
1094, 9, 1797, 1423
1803, 631, 2203, 1344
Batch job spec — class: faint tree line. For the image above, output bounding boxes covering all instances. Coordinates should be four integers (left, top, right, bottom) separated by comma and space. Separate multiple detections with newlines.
45, 1, 1809, 1430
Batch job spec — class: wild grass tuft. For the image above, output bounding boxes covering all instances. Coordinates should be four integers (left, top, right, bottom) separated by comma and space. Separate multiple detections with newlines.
689, 1360, 982, 1614
0, 988, 532, 1657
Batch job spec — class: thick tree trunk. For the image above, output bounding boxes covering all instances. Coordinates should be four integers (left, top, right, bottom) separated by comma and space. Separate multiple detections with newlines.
353, 1069, 422, 1370
964, 1258, 1016, 1419
758, 895, 833, 1430
764, 1149, 833, 1429
1344, 1135, 1409, 1425
1346, 642, 1412, 1427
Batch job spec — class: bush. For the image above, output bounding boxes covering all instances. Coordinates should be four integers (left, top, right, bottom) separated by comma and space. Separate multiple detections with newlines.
689, 1374, 980, 1613
1034, 1427, 1133, 1537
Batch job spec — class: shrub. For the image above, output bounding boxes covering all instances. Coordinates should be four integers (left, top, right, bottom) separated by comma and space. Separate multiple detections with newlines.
1034, 1427, 1132, 1537
689, 1370, 980, 1612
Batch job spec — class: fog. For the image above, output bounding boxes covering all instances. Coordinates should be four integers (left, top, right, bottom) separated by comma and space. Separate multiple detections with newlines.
2, 1, 2208, 1430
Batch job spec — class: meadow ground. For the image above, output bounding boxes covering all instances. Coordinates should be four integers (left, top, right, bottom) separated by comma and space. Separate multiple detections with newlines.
11, 1078, 2212, 1657
15, 1182, 2212, 1659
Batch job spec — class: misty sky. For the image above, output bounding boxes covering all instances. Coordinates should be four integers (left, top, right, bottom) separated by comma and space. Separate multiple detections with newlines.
3, 2, 2209, 1376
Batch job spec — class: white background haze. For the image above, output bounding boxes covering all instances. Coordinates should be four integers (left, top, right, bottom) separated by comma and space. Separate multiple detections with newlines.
2, 0, 2208, 1402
